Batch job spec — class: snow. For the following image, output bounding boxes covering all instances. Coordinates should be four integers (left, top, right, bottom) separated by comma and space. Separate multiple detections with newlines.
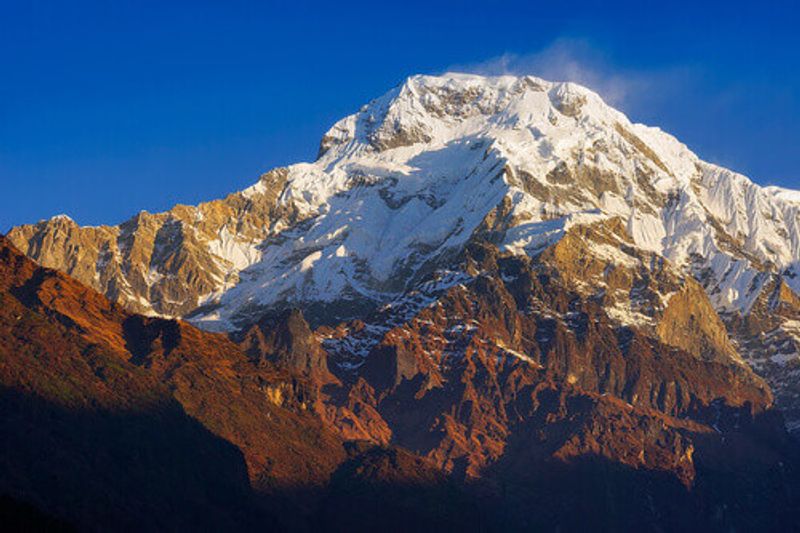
605, 304, 655, 328
119, 71, 800, 332
241, 179, 267, 199
590, 243, 639, 268
765, 186, 800, 205
494, 340, 542, 367
501, 210, 608, 256
770, 351, 799, 365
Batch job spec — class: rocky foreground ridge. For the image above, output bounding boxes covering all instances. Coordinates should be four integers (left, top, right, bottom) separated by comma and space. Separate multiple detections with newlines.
1, 229, 799, 530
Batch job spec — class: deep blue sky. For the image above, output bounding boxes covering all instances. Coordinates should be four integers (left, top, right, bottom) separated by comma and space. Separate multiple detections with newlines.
2, 0, 799, 232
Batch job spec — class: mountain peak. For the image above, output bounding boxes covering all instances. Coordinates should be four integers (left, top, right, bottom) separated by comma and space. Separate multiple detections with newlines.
319, 72, 623, 158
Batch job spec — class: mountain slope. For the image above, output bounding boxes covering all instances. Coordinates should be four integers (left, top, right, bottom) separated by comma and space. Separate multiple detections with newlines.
0, 235, 356, 530
10, 73, 800, 434
3, 233, 800, 531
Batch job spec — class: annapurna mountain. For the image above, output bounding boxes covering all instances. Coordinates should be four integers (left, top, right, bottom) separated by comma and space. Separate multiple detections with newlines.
10, 73, 800, 433
5, 73, 800, 530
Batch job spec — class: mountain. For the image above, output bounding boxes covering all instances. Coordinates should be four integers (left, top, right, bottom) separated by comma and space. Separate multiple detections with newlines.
0, 235, 488, 531
2, 231, 799, 531
9, 74, 800, 435
5, 73, 800, 530
0, 235, 338, 530
12, 74, 800, 325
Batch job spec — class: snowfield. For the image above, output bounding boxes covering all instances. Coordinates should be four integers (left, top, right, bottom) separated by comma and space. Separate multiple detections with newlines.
181, 73, 800, 330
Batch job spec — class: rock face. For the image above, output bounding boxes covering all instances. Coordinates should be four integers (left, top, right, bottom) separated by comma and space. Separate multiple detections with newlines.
2, 235, 799, 531
7, 168, 294, 318
236, 308, 334, 381
322, 239, 773, 480
728, 277, 800, 435
0, 236, 348, 530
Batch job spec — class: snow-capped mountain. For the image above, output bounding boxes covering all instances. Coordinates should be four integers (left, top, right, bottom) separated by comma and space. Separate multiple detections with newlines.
9, 73, 800, 429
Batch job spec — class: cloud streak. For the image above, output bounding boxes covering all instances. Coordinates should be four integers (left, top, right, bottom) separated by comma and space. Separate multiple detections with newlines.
446, 38, 695, 118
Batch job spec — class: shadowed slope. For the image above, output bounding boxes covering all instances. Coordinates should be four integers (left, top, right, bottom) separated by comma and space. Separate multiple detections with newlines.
3, 232, 800, 531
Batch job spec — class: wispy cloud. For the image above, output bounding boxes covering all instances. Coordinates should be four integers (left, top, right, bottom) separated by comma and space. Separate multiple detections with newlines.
446, 38, 695, 117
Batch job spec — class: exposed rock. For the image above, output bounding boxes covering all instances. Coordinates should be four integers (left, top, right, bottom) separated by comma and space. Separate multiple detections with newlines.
1, 230, 799, 531
8, 168, 295, 318
236, 308, 334, 382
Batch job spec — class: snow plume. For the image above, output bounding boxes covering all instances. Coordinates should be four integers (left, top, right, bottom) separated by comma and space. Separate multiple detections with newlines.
449, 38, 691, 115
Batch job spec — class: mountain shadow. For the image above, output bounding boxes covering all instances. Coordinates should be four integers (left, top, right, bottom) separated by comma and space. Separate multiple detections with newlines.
0, 386, 276, 532
477, 409, 800, 533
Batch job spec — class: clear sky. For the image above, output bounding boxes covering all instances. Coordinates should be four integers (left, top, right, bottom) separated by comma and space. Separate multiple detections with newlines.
2, 0, 799, 232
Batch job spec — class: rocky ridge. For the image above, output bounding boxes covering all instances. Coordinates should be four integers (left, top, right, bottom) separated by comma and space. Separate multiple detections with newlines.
1, 235, 799, 530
